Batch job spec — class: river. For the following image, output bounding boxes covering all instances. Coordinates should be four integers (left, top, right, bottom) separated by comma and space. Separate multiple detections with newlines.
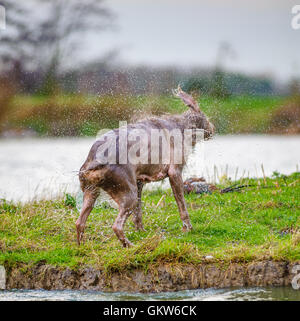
0, 135, 299, 202
1, 287, 300, 301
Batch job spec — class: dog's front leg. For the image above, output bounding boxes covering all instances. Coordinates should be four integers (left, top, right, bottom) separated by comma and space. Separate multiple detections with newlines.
168, 166, 193, 232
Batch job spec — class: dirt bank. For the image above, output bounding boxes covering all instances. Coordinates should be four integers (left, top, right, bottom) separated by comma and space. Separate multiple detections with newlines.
5, 261, 300, 292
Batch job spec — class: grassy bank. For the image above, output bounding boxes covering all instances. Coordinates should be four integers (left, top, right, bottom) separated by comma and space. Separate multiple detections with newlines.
1, 94, 293, 136
0, 173, 299, 273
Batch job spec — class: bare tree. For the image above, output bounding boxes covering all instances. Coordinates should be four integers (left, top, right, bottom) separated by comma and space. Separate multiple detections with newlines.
211, 42, 236, 98
0, 1, 35, 80
0, 0, 114, 93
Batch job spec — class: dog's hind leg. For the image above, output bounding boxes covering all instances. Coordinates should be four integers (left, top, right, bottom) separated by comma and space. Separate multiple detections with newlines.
132, 181, 145, 231
76, 188, 99, 245
112, 188, 138, 248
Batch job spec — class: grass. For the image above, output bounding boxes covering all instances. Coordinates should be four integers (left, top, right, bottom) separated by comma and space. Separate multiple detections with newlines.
0, 172, 299, 273
2, 94, 286, 136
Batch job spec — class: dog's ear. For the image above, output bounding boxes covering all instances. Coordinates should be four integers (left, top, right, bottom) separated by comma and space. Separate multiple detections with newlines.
172, 85, 200, 113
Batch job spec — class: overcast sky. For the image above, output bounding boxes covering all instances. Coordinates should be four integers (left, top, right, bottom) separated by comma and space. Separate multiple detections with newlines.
82, 0, 300, 81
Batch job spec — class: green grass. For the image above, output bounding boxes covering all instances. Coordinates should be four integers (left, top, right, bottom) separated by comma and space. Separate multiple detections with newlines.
3, 94, 286, 136
0, 173, 299, 273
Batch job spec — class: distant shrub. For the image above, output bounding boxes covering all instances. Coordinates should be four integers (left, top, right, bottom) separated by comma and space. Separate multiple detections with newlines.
269, 97, 300, 134
0, 78, 15, 131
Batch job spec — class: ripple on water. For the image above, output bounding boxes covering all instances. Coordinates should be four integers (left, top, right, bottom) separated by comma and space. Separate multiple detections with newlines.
1, 287, 300, 301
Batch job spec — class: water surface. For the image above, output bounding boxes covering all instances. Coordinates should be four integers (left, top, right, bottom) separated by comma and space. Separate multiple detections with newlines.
1, 287, 300, 301
0, 135, 299, 202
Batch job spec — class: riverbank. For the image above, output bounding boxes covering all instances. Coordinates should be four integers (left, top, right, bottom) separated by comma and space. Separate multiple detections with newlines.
4, 261, 300, 292
1, 173, 299, 291
2, 94, 299, 137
